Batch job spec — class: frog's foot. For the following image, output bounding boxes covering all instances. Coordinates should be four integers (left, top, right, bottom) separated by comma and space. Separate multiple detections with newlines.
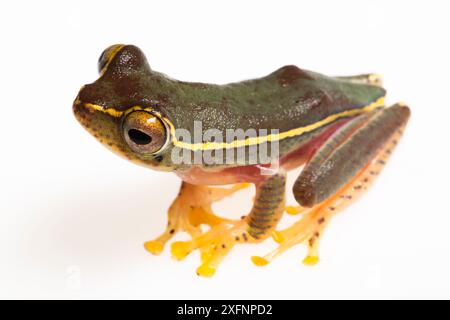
171, 220, 256, 277
144, 182, 249, 255
252, 127, 401, 266
253, 203, 330, 267
172, 172, 287, 277
285, 205, 312, 215
253, 177, 365, 266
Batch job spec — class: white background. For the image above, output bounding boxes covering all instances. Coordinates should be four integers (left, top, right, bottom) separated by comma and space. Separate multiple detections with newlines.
1, 0, 449, 299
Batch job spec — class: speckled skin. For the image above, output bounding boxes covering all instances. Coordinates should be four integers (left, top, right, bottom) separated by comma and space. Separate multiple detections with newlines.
72, 44, 410, 276
74, 45, 385, 172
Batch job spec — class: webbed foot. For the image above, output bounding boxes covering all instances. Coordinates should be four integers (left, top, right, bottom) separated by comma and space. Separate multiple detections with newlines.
171, 220, 255, 277
171, 172, 287, 277
144, 182, 249, 255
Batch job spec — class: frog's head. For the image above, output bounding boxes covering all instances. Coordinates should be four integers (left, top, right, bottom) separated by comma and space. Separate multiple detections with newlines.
73, 44, 176, 171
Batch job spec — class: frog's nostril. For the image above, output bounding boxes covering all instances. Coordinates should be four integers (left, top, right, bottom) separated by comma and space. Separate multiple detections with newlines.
128, 129, 152, 145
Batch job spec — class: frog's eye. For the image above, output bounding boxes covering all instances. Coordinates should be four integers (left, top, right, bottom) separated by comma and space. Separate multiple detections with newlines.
98, 44, 124, 74
122, 111, 168, 154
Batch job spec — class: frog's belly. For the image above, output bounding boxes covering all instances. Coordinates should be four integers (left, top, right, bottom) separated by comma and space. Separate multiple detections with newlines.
175, 118, 351, 185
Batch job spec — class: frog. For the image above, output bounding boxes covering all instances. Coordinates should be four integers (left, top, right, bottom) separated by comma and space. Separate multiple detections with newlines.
73, 44, 410, 277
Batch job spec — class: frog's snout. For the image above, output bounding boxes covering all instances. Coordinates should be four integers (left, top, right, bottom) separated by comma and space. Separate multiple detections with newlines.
72, 85, 93, 127
72, 85, 110, 135
72, 95, 125, 156
72, 97, 92, 132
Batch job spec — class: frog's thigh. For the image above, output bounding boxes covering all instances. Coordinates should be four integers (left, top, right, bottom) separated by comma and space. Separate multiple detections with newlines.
294, 103, 410, 208
252, 103, 410, 266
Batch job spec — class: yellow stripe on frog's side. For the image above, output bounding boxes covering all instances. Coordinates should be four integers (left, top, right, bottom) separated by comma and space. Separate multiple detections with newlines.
81, 96, 385, 151
170, 96, 385, 151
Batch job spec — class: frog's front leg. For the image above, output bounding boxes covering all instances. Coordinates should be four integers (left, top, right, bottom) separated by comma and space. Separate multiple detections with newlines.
144, 182, 249, 255
253, 103, 410, 266
171, 172, 286, 277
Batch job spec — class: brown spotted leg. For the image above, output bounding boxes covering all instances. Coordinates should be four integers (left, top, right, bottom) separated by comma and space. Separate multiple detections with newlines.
252, 103, 410, 266
171, 172, 286, 277
144, 182, 249, 255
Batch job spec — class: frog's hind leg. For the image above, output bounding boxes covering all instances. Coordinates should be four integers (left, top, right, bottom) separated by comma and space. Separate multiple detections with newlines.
253, 158, 383, 266
337, 73, 383, 87
144, 182, 249, 255
252, 103, 410, 266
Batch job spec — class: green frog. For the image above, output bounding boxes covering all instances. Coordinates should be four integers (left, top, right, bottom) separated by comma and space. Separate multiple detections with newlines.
73, 44, 410, 277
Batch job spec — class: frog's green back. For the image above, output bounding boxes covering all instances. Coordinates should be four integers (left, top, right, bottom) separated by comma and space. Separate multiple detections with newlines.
80, 45, 385, 137
157, 65, 386, 135
75, 45, 388, 169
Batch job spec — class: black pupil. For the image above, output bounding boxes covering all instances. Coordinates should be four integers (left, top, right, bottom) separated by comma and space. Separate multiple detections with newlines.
128, 129, 152, 145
